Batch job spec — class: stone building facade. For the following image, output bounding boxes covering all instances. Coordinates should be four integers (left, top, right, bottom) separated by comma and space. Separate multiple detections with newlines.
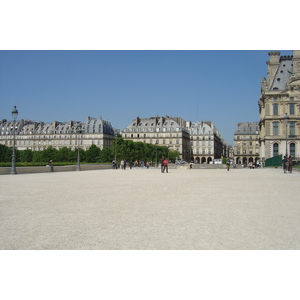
0, 116, 115, 151
122, 116, 191, 161
258, 50, 300, 161
122, 116, 227, 163
188, 121, 225, 164
233, 122, 260, 165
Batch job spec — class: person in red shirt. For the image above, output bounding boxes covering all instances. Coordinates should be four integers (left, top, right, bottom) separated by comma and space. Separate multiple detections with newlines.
162, 157, 169, 173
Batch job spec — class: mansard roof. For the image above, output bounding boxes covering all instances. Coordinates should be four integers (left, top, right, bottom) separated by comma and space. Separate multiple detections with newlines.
190, 121, 213, 135
0, 116, 114, 135
124, 116, 187, 131
270, 55, 293, 91
235, 122, 259, 135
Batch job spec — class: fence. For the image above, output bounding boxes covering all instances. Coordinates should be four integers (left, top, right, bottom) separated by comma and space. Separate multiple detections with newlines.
265, 155, 282, 167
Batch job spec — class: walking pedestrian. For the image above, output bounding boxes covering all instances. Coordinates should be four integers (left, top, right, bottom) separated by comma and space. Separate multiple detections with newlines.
161, 156, 165, 173
226, 158, 230, 171
288, 155, 293, 173
282, 156, 288, 173
162, 157, 169, 173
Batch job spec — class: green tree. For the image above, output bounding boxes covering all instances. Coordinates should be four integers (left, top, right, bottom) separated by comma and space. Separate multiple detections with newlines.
144, 143, 154, 162
99, 147, 114, 163
134, 142, 145, 162
42, 146, 59, 162
0, 144, 11, 162
32, 146, 58, 163
85, 144, 101, 163
57, 147, 72, 162
168, 149, 180, 162
19, 149, 33, 162
32, 151, 43, 163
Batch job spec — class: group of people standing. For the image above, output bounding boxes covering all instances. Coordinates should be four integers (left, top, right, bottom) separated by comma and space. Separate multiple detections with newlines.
112, 160, 156, 170
282, 155, 293, 173
161, 156, 169, 173
112, 157, 170, 172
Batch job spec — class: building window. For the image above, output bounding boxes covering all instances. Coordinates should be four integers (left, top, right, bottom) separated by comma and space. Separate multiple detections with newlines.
273, 103, 278, 115
273, 143, 279, 157
290, 97, 294, 101
290, 143, 295, 157
290, 103, 295, 115
273, 97, 278, 101
273, 122, 279, 135
289, 121, 295, 136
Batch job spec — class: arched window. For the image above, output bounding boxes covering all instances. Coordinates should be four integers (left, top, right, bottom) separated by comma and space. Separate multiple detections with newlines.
273, 143, 279, 157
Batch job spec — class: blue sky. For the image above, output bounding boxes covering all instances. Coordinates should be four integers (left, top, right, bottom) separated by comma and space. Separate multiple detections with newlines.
0, 50, 293, 144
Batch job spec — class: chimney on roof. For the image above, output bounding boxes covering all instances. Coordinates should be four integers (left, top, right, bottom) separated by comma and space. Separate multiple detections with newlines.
267, 51, 280, 88
293, 50, 300, 75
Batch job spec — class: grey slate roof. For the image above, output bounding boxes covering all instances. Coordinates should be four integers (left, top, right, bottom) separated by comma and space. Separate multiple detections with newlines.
235, 122, 259, 135
0, 116, 114, 136
270, 55, 293, 91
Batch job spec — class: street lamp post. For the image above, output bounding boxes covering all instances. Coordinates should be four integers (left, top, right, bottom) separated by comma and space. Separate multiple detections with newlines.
283, 113, 289, 156
155, 141, 158, 168
10, 106, 18, 175
75, 121, 82, 171
114, 131, 118, 169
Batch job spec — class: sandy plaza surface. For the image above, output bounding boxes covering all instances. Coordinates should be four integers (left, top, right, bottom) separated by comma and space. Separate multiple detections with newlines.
1, 167, 300, 250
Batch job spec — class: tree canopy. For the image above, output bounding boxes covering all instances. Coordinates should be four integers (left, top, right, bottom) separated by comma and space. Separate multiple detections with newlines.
0, 138, 180, 164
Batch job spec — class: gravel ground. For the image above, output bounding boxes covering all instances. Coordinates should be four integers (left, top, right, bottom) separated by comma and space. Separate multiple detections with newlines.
1, 167, 300, 250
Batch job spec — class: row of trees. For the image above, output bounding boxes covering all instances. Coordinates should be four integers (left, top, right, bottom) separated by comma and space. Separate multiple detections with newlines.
0, 138, 180, 164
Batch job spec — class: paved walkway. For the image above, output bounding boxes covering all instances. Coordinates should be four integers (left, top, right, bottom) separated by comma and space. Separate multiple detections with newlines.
1, 167, 299, 249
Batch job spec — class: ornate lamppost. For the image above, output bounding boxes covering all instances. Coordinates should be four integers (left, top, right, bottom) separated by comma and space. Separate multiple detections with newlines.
283, 113, 289, 156
114, 131, 118, 169
10, 106, 18, 175
155, 140, 158, 168
75, 121, 82, 171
